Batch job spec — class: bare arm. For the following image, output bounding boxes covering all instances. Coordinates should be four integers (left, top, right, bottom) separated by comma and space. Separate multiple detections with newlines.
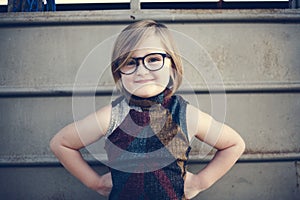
184, 104, 245, 199
50, 105, 112, 196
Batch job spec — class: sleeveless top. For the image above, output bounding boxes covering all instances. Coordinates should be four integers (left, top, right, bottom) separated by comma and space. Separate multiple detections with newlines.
104, 91, 191, 200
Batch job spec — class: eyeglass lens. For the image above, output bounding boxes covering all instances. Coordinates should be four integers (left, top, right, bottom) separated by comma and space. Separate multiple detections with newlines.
120, 53, 165, 75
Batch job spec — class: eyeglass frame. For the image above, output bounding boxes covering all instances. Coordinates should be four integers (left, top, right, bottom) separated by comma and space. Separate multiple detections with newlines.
118, 52, 171, 75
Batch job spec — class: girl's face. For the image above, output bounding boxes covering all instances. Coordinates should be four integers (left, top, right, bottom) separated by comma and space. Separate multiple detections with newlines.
120, 35, 172, 98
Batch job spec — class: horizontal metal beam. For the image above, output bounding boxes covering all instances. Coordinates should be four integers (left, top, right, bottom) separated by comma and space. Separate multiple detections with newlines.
0, 9, 300, 26
0, 152, 299, 167
0, 82, 300, 97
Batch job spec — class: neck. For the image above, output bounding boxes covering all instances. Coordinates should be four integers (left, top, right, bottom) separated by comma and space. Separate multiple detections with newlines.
125, 88, 172, 109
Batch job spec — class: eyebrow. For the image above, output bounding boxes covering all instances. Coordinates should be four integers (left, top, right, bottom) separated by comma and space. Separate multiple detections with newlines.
130, 51, 166, 58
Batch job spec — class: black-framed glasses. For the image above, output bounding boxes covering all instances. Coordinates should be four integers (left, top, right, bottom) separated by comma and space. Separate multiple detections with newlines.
119, 53, 171, 75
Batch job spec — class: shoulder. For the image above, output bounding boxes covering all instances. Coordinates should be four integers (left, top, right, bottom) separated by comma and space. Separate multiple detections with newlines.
186, 104, 214, 138
96, 104, 112, 116
186, 104, 213, 124
95, 95, 126, 126
99, 96, 130, 136
94, 104, 112, 135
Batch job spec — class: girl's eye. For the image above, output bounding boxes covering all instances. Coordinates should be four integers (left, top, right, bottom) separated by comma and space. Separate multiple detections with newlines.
146, 55, 162, 63
149, 58, 159, 63
125, 59, 136, 67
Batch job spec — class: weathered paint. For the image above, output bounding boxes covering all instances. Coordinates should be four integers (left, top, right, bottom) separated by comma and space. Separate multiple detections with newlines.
0, 9, 299, 200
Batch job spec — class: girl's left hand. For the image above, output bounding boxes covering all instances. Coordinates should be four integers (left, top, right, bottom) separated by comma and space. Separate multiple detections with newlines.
96, 172, 113, 197
184, 171, 207, 199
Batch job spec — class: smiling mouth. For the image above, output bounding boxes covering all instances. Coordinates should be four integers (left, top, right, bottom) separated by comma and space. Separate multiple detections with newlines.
134, 79, 154, 84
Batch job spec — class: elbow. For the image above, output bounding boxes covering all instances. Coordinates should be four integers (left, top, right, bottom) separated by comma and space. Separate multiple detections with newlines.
49, 134, 62, 155
231, 128, 246, 156
237, 137, 246, 156
49, 136, 57, 154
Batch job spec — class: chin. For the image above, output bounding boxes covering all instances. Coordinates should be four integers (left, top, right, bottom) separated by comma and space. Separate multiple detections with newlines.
132, 86, 165, 98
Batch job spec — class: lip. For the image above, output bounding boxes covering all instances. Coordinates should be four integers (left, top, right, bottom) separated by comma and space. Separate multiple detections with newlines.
134, 79, 154, 84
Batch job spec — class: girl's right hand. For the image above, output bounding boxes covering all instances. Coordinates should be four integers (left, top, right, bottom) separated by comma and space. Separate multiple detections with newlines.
96, 172, 113, 197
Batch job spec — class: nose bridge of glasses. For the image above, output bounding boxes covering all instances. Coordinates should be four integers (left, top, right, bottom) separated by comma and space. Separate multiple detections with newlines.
135, 58, 149, 74
134, 57, 145, 67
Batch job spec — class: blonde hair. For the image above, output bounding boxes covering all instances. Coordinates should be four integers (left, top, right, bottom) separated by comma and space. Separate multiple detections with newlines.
111, 20, 183, 95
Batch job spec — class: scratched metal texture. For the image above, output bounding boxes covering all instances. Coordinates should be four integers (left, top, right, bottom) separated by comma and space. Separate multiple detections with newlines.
0, 9, 299, 200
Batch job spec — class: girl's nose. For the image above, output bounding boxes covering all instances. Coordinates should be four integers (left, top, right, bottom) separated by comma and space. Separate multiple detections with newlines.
135, 61, 149, 75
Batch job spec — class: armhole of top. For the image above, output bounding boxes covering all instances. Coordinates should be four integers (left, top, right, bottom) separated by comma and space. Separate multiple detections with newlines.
104, 105, 116, 138
104, 96, 124, 138
178, 96, 189, 142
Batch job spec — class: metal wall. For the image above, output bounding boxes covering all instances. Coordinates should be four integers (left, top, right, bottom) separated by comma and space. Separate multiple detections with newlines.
0, 9, 300, 200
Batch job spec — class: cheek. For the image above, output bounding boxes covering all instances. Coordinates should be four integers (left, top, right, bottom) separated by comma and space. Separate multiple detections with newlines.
161, 72, 171, 86
120, 76, 132, 89
161, 66, 172, 84
120, 75, 140, 95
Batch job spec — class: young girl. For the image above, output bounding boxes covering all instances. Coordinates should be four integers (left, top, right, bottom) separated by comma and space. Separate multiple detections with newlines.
50, 20, 245, 200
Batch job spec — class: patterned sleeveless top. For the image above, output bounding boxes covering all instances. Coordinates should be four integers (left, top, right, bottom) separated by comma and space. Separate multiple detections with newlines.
104, 91, 191, 200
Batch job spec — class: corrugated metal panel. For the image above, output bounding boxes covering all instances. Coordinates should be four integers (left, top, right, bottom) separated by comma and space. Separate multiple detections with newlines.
0, 93, 299, 164
0, 9, 299, 200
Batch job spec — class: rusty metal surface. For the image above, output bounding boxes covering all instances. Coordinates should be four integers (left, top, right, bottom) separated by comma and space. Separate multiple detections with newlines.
0, 22, 299, 91
0, 93, 299, 165
0, 165, 108, 200
187, 162, 300, 200
0, 9, 300, 25
0, 9, 299, 200
0, 162, 298, 200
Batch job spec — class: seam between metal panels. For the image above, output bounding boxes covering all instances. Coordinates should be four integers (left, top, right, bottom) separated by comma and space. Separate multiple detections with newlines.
0, 153, 299, 167
1, 82, 300, 97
